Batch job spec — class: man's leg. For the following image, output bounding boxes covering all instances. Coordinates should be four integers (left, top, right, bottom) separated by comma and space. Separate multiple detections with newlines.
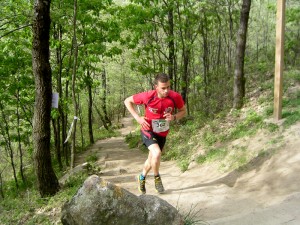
147, 144, 161, 176
147, 144, 165, 193
142, 156, 151, 177
138, 131, 165, 193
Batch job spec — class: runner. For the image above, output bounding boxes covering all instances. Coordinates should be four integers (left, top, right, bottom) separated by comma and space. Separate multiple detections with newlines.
124, 73, 186, 194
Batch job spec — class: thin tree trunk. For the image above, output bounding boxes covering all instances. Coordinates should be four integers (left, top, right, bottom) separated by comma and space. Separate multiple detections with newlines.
16, 88, 26, 183
52, 118, 63, 170
233, 0, 252, 109
64, 51, 72, 166
94, 103, 109, 130
78, 94, 85, 150
53, 22, 63, 170
181, 48, 190, 103
177, 23, 187, 101
32, 0, 59, 197
71, 0, 79, 169
0, 169, 4, 199
167, 2, 175, 88
121, 58, 127, 117
63, 84, 70, 166
0, 102, 19, 189
227, 0, 234, 77
87, 68, 94, 144
101, 68, 111, 127
201, 14, 210, 116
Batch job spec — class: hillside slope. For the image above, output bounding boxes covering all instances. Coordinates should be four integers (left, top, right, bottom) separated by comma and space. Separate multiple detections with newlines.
74, 116, 300, 225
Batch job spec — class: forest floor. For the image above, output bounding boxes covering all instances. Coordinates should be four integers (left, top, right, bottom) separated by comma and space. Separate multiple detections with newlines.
72, 116, 300, 225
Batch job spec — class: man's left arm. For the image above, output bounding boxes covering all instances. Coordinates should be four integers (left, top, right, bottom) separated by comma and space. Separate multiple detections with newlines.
164, 105, 186, 121
172, 105, 186, 121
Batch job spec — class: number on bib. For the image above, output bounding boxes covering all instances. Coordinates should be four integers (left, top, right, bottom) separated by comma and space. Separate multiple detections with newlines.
152, 119, 169, 133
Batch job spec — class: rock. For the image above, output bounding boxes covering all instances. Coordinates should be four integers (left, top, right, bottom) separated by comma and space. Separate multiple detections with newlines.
61, 175, 184, 225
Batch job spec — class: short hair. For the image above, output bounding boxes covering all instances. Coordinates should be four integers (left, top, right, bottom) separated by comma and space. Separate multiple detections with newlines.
154, 73, 170, 85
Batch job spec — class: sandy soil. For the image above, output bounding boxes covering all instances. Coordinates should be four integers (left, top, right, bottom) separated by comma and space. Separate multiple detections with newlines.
74, 117, 300, 225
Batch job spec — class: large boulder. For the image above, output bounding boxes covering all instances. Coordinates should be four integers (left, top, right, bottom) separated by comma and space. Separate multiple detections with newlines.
61, 175, 184, 225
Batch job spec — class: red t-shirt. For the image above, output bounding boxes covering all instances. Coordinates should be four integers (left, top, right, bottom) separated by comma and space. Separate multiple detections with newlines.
133, 90, 184, 137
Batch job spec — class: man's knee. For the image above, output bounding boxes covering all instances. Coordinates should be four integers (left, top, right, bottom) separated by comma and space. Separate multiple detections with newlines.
149, 145, 161, 159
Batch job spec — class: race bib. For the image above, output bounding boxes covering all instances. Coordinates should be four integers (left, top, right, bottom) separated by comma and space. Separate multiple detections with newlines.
152, 119, 169, 133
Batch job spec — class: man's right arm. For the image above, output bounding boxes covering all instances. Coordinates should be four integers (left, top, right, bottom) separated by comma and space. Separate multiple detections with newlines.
124, 96, 150, 130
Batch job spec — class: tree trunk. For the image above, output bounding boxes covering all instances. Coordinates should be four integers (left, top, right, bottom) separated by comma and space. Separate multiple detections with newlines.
233, 0, 252, 109
181, 48, 190, 104
78, 94, 85, 149
71, 0, 79, 169
0, 101, 19, 189
32, 0, 59, 197
16, 88, 26, 183
94, 103, 109, 130
0, 169, 4, 199
63, 80, 70, 167
201, 14, 210, 116
52, 118, 62, 170
87, 68, 94, 144
101, 68, 111, 127
167, 2, 175, 89
53, 22, 63, 170
227, 0, 235, 77
121, 58, 127, 117
0, 168, 4, 199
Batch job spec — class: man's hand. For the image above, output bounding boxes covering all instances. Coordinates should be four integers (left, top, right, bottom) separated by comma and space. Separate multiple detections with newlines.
136, 116, 150, 130
163, 112, 174, 121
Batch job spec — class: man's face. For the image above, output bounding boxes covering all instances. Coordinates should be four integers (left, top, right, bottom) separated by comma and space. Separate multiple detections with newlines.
155, 80, 171, 98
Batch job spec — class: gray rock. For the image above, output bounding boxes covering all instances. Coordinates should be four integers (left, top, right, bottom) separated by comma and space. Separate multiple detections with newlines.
61, 175, 183, 225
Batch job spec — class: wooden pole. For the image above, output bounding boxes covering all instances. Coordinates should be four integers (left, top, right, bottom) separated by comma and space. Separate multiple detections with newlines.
274, 0, 286, 120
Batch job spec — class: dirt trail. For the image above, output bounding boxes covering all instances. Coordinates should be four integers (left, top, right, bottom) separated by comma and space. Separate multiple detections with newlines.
74, 117, 300, 225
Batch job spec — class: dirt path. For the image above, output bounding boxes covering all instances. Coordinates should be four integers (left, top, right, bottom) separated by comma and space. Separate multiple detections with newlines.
74, 117, 300, 225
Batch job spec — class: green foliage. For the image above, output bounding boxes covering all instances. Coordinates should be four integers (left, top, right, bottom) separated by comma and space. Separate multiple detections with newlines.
264, 122, 279, 133
202, 130, 218, 147
228, 111, 263, 140
282, 83, 300, 128
285, 70, 300, 83
178, 158, 190, 172
264, 105, 274, 117
283, 94, 300, 109
282, 110, 300, 128
196, 147, 228, 164
285, 4, 300, 67
0, 172, 86, 225
86, 153, 98, 163
125, 133, 141, 148
94, 128, 119, 140
63, 171, 87, 189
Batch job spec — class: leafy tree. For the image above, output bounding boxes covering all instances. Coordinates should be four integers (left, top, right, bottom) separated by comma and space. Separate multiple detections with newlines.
32, 0, 59, 197
233, 0, 252, 109
0, 0, 35, 192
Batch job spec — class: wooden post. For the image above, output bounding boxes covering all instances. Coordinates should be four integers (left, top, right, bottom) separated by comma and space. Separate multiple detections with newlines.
274, 0, 286, 120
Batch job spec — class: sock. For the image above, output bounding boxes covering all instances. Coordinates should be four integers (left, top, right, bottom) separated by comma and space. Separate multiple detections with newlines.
154, 174, 160, 178
140, 174, 146, 180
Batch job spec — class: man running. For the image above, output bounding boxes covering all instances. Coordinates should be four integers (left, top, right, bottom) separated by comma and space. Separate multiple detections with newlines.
124, 73, 186, 194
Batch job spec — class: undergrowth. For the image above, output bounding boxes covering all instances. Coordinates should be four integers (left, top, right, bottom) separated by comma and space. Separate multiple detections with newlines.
165, 70, 300, 171
0, 171, 87, 225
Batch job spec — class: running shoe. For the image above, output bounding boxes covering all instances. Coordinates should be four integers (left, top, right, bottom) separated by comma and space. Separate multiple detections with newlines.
154, 176, 165, 193
137, 175, 146, 194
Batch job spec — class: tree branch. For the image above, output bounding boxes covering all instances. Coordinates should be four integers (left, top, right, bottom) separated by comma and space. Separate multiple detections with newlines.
0, 24, 32, 39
